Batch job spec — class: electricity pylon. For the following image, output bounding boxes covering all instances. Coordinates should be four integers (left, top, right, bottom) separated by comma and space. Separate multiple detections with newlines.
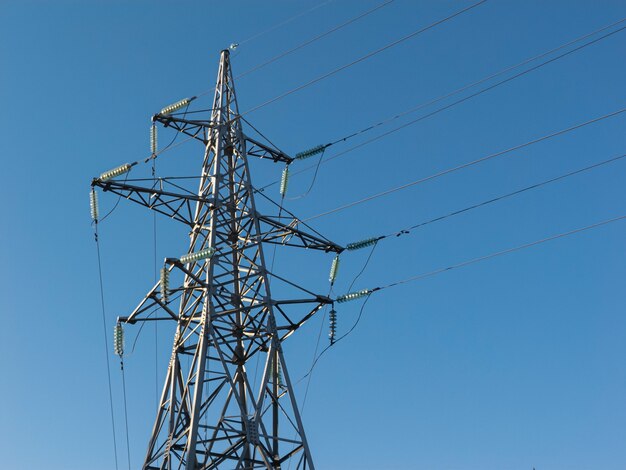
93, 49, 342, 469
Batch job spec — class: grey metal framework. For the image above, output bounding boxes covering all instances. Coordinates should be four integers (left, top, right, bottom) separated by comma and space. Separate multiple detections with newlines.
93, 49, 342, 469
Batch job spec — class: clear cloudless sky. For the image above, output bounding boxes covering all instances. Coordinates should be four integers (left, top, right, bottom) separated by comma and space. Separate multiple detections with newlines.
1, 1, 625, 469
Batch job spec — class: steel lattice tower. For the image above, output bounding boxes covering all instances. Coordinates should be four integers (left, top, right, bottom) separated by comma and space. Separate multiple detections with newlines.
93, 50, 341, 469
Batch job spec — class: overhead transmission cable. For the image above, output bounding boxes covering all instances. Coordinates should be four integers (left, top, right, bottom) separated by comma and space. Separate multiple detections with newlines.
303, 107, 626, 221
332, 152, 625, 257
239, 0, 489, 116
312, 153, 626, 350
322, 17, 626, 149
267, 20, 626, 192
378, 153, 625, 242
236, 0, 334, 47
301, 213, 626, 381
235, 0, 395, 79
373, 213, 626, 292
91, 221, 120, 470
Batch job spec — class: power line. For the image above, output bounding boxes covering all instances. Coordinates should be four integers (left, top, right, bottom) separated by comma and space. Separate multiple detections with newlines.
303, 108, 626, 221
236, 0, 334, 47
321, 17, 626, 149
373, 213, 626, 292
306, 213, 626, 374
373, 153, 626, 240
93, 224, 120, 470
236, 0, 395, 80
240, 0, 489, 116
119, 359, 132, 470
269, 21, 626, 193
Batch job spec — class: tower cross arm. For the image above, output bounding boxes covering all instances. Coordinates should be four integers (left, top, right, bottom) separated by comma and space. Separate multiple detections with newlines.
92, 178, 211, 226
152, 114, 209, 144
244, 135, 292, 164
257, 214, 344, 253
153, 114, 293, 164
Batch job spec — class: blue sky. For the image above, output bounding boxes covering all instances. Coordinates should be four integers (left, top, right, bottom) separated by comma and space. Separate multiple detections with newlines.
1, 1, 625, 469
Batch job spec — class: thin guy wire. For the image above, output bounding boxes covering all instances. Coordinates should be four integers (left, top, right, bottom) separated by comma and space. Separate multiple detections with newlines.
261, 22, 626, 193
94, 223, 120, 470
374, 214, 626, 291
303, 108, 626, 221
236, 0, 395, 79
239, 0, 489, 116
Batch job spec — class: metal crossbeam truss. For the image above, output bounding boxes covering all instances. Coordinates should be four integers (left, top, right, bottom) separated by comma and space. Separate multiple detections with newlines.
94, 50, 342, 470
